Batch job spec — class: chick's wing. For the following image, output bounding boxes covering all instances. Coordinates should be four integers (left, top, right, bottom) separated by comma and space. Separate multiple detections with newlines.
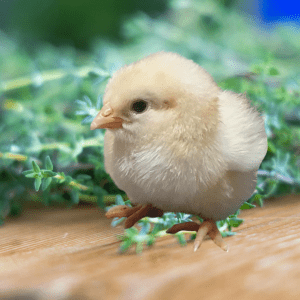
218, 90, 268, 172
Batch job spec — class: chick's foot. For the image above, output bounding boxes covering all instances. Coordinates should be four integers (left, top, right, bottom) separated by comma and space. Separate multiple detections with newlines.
167, 220, 228, 252
105, 204, 164, 229
166, 222, 200, 233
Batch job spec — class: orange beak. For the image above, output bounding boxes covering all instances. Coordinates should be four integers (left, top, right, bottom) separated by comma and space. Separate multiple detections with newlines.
90, 103, 124, 130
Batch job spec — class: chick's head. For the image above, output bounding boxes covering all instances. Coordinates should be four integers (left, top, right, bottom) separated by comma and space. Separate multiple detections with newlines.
91, 52, 221, 146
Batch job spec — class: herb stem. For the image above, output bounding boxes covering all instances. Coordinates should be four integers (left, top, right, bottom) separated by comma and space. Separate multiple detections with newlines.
1, 66, 110, 93
257, 169, 300, 186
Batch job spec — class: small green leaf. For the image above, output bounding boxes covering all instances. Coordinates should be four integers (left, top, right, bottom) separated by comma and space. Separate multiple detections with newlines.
25, 173, 36, 178
119, 240, 133, 253
115, 194, 125, 205
240, 202, 256, 210
111, 217, 125, 227
136, 242, 144, 254
124, 200, 132, 207
93, 186, 107, 209
42, 177, 52, 191
84, 95, 92, 107
45, 156, 53, 171
176, 233, 187, 246
32, 160, 40, 173
43, 170, 57, 177
221, 231, 236, 237
252, 66, 263, 75
190, 233, 197, 241
71, 190, 79, 204
196, 216, 203, 223
139, 222, 151, 235
253, 194, 264, 207
76, 174, 92, 181
269, 67, 279, 76
125, 227, 139, 236
267, 141, 277, 153
75, 110, 88, 116
228, 217, 244, 227
146, 236, 156, 247
34, 177, 42, 191
151, 223, 163, 235
65, 176, 73, 184
116, 234, 128, 241
22, 170, 34, 175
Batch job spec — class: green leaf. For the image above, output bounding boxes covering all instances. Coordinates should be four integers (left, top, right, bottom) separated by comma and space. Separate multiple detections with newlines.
176, 233, 187, 246
146, 236, 156, 247
22, 170, 34, 175
240, 202, 256, 210
111, 217, 125, 227
45, 156, 53, 170
267, 141, 277, 153
221, 231, 236, 237
190, 233, 197, 241
42, 177, 52, 191
124, 200, 132, 207
93, 186, 107, 209
65, 176, 73, 184
76, 174, 92, 181
119, 240, 133, 253
115, 194, 125, 205
34, 177, 42, 191
136, 242, 144, 254
228, 217, 244, 227
25, 173, 37, 178
32, 160, 40, 173
43, 170, 57, 177
253, 194, 264, 207
71, 190, 79, 204
125, 227, 139, 236
151, 223, 163, 235
269, 67, 279, 76
139, 222, 151, 235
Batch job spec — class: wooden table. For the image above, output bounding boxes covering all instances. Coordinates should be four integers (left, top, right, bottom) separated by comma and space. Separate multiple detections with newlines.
1, 195, 300, 299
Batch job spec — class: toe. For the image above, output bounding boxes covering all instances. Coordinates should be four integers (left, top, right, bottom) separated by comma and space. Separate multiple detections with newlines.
208, 230, 229, 252
193, 222, 211, 251
105, 205, 141, 219
167, 222, 200, 234
105, 205, 128, 219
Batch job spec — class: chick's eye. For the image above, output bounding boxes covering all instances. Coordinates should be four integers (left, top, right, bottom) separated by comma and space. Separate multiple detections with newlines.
131, 100, 148, 113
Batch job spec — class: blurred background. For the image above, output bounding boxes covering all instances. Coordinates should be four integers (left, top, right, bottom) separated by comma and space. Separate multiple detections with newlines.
0, 0, 299, 245
0, 0, 299, 50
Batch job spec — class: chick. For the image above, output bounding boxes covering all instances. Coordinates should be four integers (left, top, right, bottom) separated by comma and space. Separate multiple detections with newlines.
90, 52, 268, 252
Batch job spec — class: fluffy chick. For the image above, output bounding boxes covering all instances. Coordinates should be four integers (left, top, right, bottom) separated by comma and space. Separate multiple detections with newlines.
90, 52, 268, 251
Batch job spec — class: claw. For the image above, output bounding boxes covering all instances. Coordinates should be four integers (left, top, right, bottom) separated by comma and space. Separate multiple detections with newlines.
193, 221, 211, 252
105, 205, 141, 219
124, 204, 153, 228
208, 230, 229, 252
105, 204, 164, 229
167, 219, 228, 252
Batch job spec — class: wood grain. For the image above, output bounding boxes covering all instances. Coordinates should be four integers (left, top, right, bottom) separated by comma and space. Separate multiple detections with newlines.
0, 195, 300, 299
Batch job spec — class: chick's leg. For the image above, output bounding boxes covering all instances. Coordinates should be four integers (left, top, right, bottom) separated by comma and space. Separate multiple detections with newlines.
105, 204, 163, 229
167, 219, 228, 252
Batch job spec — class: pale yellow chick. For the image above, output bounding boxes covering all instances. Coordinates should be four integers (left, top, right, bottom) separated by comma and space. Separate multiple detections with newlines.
90, 52, 268, 252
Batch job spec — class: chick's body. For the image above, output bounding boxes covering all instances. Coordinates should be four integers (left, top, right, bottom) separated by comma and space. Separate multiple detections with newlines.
92, 52, 267, 250
104, 98, 259, 221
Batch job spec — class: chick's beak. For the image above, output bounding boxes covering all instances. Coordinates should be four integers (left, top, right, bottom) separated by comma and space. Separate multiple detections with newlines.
90, 103, 124, 130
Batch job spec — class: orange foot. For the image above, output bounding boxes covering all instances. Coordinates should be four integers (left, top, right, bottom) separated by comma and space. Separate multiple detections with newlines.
167, 220, 228, 252
105, 204, 164, 229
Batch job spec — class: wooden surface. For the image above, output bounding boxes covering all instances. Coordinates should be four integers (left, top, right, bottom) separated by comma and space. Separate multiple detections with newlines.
0, 195, 300, 299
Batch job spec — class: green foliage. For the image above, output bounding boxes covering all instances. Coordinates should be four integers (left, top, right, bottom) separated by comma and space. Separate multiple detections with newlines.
1, 0, 300, 251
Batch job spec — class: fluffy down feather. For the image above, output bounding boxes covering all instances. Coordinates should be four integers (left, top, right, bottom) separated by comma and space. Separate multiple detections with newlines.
96, 51, 267, 221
